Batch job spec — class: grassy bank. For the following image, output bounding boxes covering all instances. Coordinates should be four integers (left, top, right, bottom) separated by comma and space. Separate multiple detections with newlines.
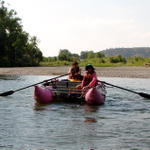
40, 57, 150, 67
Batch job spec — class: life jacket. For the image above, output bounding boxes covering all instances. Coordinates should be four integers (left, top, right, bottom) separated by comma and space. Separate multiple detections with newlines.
83, 72, 95, 86
70, 66, 80, 74
69, 66, 81, 79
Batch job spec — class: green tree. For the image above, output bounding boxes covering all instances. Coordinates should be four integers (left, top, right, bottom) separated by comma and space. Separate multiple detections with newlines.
80, 51, 88, 59
109, 55, 126, 63
95, 52, 105, 58
0, 0, 43, 67
71, 53, 79, 61
58, 49, 72, 61
80, 51, 96, 59
87, 51, 95, 59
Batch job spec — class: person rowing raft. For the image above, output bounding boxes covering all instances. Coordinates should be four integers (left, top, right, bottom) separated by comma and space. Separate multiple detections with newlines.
68, 61, 83, 81
76, 64, 98, 91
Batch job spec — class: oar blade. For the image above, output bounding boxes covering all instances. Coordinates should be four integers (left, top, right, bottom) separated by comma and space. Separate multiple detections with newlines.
0, 90, 14, 96
99, 80, 150, 100
139, 92, 150, 99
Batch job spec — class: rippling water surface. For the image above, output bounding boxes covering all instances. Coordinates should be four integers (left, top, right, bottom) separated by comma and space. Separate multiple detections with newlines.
0, 75, 150, 150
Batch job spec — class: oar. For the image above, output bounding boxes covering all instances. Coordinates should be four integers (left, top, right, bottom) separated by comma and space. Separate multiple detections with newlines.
98, 80, 150, 99
0, 73, 69, 96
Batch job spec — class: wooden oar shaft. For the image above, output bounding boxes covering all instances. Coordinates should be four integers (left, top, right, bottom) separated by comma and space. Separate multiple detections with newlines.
101, 81, 138, 94
14, 73, 69, 92
0, 73, 69, 96
98, 80, 150, 99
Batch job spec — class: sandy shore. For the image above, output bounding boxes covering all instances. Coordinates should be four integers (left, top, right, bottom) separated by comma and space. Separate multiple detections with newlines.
0, 66, 150, 78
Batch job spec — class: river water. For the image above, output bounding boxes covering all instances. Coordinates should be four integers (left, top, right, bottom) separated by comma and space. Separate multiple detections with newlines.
0, 75, 150, 150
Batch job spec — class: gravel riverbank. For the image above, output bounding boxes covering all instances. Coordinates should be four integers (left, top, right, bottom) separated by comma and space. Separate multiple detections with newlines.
0, 66, 150, 78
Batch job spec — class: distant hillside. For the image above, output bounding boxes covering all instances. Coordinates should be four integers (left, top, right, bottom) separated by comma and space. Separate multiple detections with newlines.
101, 47, 150, 57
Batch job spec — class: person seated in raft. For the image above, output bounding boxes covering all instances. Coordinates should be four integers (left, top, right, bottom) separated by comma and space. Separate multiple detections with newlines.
68, 61, 83, 81
76, 64, 97, 91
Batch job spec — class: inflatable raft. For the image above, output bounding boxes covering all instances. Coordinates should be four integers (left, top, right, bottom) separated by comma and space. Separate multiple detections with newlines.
34, 80, 106, 105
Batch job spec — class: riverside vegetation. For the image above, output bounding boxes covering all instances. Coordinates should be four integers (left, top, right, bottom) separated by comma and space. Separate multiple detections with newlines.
0, 1, 42, 67
0, 0, 150, 68
41, 49, 150, 67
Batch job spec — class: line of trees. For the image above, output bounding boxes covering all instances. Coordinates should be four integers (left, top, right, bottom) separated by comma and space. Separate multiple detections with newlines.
45, 49, 106, 61
44, 49, 126, 63
42, 49, 150, 67
0, 0, 43, 67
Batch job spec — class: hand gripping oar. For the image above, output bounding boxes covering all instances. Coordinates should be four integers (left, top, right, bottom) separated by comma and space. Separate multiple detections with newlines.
0, 73, 69, 96
98, 80, 150, 99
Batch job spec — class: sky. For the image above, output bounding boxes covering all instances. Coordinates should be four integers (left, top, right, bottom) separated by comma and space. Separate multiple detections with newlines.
6, 0, 150, 56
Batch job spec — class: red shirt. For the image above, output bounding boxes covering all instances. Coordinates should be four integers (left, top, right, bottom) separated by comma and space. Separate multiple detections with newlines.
81, 72, 97, 87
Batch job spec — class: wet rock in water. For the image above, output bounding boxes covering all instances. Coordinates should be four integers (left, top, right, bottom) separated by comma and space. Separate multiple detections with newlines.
84, 117, 97, 123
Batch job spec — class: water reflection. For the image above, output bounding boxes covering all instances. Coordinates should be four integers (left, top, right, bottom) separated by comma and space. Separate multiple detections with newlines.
0, 75, 20, 80
0, 75, 150, 150
83, 104, 100, 113
33, 103, 48, 111
84, 117, 97, 123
